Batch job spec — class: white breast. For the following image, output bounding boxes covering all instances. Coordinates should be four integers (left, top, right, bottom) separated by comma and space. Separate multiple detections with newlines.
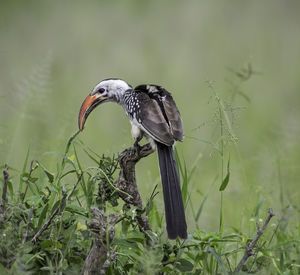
130, 120, 142, 140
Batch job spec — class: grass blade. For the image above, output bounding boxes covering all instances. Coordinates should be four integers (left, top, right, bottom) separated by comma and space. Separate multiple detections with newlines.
19, 147, 30, 198
219, 155, 230, 191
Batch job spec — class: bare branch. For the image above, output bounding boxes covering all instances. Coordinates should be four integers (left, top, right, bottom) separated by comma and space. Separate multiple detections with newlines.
233, 208, 275, 273
0, 164, 9, 230
115, 143, 154, 231
31, 186, 67, 242
1, 164, 8, 213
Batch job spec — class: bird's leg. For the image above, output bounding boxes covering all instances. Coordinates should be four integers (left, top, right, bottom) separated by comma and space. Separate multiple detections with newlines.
131, 123, 143, 154
134, 136, 143, 154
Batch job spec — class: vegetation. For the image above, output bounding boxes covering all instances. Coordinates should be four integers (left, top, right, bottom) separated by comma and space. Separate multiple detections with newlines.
0, 140, 296, 274
1, 1, 300, 274
1, 68, 299, 274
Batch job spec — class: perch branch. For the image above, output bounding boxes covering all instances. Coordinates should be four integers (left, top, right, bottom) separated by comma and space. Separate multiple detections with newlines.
0, 164, 9, 229
115, 143, 154, 232
31, 186, 67, 242
82, 143, 154, 274
233, 208, 275, 273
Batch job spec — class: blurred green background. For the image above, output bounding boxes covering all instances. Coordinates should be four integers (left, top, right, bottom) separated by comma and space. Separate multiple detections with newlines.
1, 0, 300, 233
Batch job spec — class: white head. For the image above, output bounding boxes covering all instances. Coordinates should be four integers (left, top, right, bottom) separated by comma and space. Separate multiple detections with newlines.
91, 78, 132, 102
78, 78, 132, 130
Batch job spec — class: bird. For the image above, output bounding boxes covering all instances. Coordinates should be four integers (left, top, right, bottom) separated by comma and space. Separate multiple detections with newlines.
78, 78, 187, 239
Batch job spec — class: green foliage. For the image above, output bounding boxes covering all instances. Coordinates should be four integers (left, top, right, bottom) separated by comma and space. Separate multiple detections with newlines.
0, 133, 299, 274
1, 63, 299, 273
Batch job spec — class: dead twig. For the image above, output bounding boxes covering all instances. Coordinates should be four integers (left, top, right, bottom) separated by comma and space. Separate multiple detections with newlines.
23, 203, 35, 244
0, 164, 9, 229
233, 208, 275, 273
1, 164, 8, 213
31, 186, 67, 242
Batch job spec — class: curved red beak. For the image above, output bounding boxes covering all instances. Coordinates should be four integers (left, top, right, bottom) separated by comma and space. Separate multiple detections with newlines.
78, 94, 108, 131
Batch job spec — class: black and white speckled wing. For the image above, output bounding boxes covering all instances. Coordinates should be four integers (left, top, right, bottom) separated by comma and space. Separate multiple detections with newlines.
133, 91, 175, 146
134, 85, 184, 142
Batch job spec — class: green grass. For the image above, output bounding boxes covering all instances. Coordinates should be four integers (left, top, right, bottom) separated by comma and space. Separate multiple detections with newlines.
0, 135, 299, 274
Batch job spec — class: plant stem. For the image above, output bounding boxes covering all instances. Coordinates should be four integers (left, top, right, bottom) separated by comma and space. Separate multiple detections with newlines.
219, 107, 224, 233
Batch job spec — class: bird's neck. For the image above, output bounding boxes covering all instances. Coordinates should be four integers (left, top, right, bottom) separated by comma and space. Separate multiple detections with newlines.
117, 89, 133, 111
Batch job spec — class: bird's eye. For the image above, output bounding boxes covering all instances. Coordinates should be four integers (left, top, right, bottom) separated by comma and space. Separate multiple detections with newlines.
98, 88, 105, 94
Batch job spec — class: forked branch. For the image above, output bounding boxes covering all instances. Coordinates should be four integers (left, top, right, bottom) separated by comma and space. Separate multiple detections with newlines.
233, 208, 275, 273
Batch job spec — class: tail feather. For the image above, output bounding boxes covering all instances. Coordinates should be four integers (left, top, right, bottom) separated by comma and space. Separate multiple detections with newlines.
156, 142, 187, 239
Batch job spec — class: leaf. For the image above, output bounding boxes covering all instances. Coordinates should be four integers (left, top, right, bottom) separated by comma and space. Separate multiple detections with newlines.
145, 185, 158, 215
208, 247, 227, 273
175, 258, 194, 272
29, 177, 39, 183
219, 155, 230, 191
113, 239, 140, 251
65, 204, 88, 216
77, 222, 87, 231
153, 203, 162, 228
181, 160, 188, 207
50, 199, 60, 215
41, 240, 62, 251
195, 193, 209, 222
127, 231, 145, 242
74, 145, 88, 199
37, 161, 54, 183
20, 147, 30, 195
189, 152, 203, 181
195, 175, 217, 222
185, 136, 222, 155
60, 169, 77, 179
27, 181, 40, 195
0, 263, 6, 274
7, 179, 14, 200
145, 198, 153, 215
83, 148, 100, 165
122, 219, 130, 234
68, 155, 75, 163
252, 199, 265, 217
38, 203, 49, 228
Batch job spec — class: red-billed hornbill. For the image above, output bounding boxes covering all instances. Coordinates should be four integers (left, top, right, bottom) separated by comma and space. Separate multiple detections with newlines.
78, 78, 187, 239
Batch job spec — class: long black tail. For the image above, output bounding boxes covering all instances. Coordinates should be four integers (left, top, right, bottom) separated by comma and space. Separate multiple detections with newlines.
156, 142, 187, 239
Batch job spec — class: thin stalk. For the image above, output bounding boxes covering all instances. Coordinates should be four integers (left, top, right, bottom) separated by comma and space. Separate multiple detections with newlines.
219, 107, 224, 234
276, 158, 284, 209
55, 130, 80, 185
